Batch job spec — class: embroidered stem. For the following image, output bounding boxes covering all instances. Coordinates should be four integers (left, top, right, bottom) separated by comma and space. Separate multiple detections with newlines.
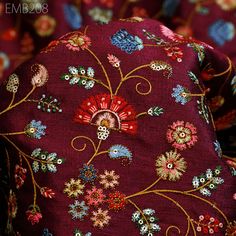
87, 139, 103, 165
124, 64, 150, 79
86, 48, 113, 97
166, 225, 181, 236
136, 112, 148, 118
213, 57, 232, 77
127, 199, 151, 231
71, 135, 97, 153
0, 131, 26, 136
0, 86, 36, 116
8, 93, 15, 108
114, 67, 124, 95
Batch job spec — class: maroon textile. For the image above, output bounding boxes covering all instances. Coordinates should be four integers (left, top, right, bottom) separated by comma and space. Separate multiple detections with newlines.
0, 18, 235, 235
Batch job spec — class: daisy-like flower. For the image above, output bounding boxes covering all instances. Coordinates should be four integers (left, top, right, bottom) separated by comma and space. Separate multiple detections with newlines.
64, 178, 85, 198
171, 85, 191, 105
85, 187, 105, 207
68, 200, 89, 220
24, 120, 46, 139
107, 54, 120, 68
34, 15, 56, 37
166, 120, 198, 150
63, 34, 91, 52
99, 170, 119, 189
156, 150, 187, 181
79, 164, 97, 183
91, 208, 111, 228
225, 221, 236, 235
107, 191, 127, 211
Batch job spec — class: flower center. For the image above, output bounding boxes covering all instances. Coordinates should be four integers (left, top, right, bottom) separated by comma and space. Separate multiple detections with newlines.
179, 132, 186, 138
166, 162, 174, 169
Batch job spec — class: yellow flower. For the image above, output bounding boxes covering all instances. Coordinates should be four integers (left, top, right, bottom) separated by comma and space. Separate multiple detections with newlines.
64, 178, 84, 198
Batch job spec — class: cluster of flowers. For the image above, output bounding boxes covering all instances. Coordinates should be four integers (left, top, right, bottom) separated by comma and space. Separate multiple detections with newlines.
61, 66, 95, 90
36, 94, 62, 113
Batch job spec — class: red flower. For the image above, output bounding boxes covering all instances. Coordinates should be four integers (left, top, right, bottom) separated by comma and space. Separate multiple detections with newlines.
107, 191, 127, 211
26, 207, 42, 225
14, 165, 27, 189
85, 187, 106, 206
164, 46, 183, 62
74, 94, 137, 134
40, 187, 55, 199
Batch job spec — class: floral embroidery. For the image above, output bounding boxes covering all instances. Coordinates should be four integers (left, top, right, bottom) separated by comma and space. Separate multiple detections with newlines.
74, 94, 138, 135
31, 148, 64, 173
132, 208, 161, 236
108, 145, 132, 162
155, 150, 187, 181
225, 221, 236, 235
231, 75, 236, 95
99, 170, 119, 189
214, 140, 222, 158
64, 178, 85, 198
195, 214, 223, 234
24, 120, 46, 139
216, 0, 236, 10
192, 166, 224, 196
74, 229, 92, 236
107, 54, 120, 68
149, 61, 173, 79
147, 107, 164, 117
85, 187, 106, 207
172, 85, 191, 105
8, 190, 17, 218
79, 164, 98, 183
14, 165, 27, 189
187, 43, 205, 64
90, 208, 111, 228
6, 73, 19, 93
88, 7, 113, 24
166, 120, 198, 150
42, 228, 53, 236
107, 191, 127, 211
26, 205, 42, 225
68, 200, 89, 220
34, 15, 56, 37
31, 64, 49, 87
40, 187, 55, 199
164, 46, 183, 62
64, 4, 82, 30
61, 66, 95, 90
111, 29, 144, 54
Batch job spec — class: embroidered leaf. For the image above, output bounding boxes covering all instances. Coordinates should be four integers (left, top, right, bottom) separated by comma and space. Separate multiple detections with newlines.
197, 98, 210, 124
192, 166, 224, 196
147, 107, 164, 116
143, 29, 165, 45
149, 61, 173, 78
188, 71, 199, 84
188, 43, 205, 64
31, 148, 64, 173
35, 94, 62, 113
132, 208, 161, 235
231, 75, 236, 95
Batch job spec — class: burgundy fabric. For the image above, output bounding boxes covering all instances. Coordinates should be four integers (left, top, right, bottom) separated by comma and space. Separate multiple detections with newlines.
0, 18, 235, 235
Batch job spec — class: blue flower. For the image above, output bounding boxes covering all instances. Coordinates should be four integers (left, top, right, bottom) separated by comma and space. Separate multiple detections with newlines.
108, 145, 132, 161
42, 228, 53, 236
0, 52, 10, 69
64, 4, 82, 30
25, 120, 46, 139
68, 200, 89, 220
171, 85, 191, 105
162, 0, 180, 17
111, 29, 143, 54
214, 140, 222, 158
79, 164, 97, 183
209, 20, 235, 46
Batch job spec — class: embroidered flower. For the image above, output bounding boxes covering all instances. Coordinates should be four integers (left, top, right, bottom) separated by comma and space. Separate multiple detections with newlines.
25, 120, 46, 139
147, 107, 164, 116
108, 145, 132, 162
160, 25, 184, 42
25, 206, 42, 225
209, 20, 235, 46
91, 208, 111, 228
34, 15, 56, 37
99, 170, 119, 189
156, 150, 186, 181
85, 187, 105, 207
164, 46, 183, 62
111, 29, 143, 54
149, 61, 173, 78
216, 0, 236, 10
62, 34, 91, 52
64, 178, 85, 198
107, 191, 127, 211
40, 187, 55, 199
225, 221, 236, 235
107, 54, 120, 67
6, 73, 19, 93
74, 94, 137, 135
196, 214, 223, 234
30, 63, 48, 87
132, 208, 161, 236
14, 165, 27, 189
171, 85, 191, 105
79, 164, 97, 183
97, 125, 110, 140
166, 120, 198, 150
68, 200, 89, 220
88, 7, 113, 24
64, 4, 82, 30
8, 190, 17, 218
214, 140, 222, 158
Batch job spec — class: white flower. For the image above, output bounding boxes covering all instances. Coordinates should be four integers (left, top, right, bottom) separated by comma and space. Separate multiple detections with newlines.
140, 225, 148, 235
150, 223, 161, 231
200, 188, 211, 196
132, 211, 140, 222
192, 176, 200, 188
206, 169, 213, 179
143, 208, 155, 216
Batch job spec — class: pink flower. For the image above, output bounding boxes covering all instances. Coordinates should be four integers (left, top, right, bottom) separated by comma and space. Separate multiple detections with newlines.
166, 120, 198, 150
107, 54, 120, 67
85, 187, 105, 207
26, 208, 42, 225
